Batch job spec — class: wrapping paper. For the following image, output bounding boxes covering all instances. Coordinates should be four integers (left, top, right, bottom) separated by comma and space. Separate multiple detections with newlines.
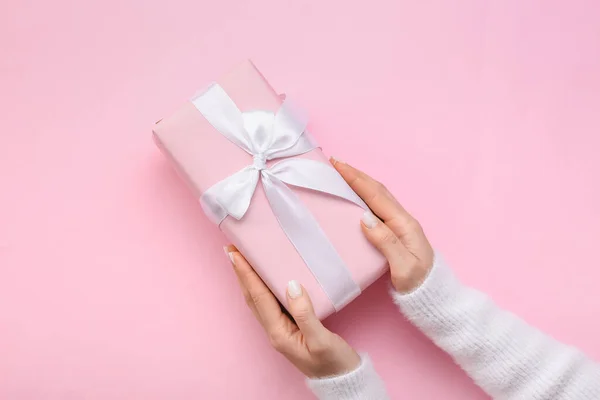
153, 60, 387, 319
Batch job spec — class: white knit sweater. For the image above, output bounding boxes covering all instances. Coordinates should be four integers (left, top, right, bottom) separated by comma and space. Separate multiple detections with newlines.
308, 255, 600, 399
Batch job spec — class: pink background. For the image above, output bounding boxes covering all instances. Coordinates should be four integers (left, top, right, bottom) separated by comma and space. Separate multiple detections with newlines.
1, 0, 599, 398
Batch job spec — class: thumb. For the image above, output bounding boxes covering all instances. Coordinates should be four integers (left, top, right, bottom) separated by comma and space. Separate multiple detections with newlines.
286, 280, 328, 346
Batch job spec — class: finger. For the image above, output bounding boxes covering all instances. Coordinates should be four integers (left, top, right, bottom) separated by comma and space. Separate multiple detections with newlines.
286, 280, 329, 348
234, 268, 261, 321
229, 247, 286, 333
360, 211, 421, 292
330, 158, 414, 225
226, 245, 260, 320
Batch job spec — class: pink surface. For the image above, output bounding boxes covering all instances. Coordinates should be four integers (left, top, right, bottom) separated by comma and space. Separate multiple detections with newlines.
153, 60, 386, 320
1, 0, 600, 398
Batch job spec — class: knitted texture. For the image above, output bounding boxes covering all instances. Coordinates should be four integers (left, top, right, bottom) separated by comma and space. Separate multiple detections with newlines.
307, 355, 389, 400
308, 254, 600, 399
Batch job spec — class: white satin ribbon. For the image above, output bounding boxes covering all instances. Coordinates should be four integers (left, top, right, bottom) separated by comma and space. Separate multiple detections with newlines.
192, 83, 367, 310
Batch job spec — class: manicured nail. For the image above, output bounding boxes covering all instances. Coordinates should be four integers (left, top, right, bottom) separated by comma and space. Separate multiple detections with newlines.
361, 211, 379, 228
287, 280, 302, 299
223, 246, 235, 264
330, 156, 344, 166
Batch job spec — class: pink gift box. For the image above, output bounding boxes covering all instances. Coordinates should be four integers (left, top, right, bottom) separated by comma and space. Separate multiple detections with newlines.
153, 60, 387, 319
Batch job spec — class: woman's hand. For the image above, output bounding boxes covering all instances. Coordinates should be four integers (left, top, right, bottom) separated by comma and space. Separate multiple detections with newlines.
226, 158, 431, 378
332, 158, 434, 293
226, 245, 361, 378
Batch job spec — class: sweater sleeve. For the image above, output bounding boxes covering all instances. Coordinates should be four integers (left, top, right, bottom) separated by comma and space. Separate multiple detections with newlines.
393, 253, 600, 399
307, 355, 389, 400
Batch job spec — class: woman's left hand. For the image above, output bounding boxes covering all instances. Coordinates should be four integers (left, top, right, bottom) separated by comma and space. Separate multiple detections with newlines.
225, 245, 361, 378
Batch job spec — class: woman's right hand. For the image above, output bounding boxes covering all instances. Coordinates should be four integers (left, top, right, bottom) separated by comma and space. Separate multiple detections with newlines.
332, 158, 435, 293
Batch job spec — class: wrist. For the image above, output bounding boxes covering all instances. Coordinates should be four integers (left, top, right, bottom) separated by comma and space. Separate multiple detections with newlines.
392, 261, 432, 294
305, 346, 361, 379
391, 252, 462, 313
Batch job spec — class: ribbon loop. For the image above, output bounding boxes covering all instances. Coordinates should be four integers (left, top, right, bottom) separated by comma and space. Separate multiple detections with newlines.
191, 84, 364, 311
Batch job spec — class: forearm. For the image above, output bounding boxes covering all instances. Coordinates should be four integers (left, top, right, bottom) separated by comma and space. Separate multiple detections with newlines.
394, 253, 600, 399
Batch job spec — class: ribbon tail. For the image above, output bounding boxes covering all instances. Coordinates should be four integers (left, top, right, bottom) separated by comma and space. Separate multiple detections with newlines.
269, 159, 368, 209
261, 172, 361, 311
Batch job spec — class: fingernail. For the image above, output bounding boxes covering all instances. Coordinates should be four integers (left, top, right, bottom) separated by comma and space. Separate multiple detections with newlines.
361, 211, 379, 229
330, 156, 344, 166
287, 280, 302, 299
223, 246, 235, 264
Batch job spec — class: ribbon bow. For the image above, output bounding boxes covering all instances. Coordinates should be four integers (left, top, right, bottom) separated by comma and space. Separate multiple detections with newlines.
192, 84, 367, 310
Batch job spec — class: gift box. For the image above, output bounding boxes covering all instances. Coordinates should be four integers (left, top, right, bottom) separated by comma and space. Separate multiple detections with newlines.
153, 60, 387, 319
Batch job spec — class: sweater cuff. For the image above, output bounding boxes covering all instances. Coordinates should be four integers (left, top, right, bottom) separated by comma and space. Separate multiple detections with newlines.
391, 252, 463, 321
306, 355, 388, 400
